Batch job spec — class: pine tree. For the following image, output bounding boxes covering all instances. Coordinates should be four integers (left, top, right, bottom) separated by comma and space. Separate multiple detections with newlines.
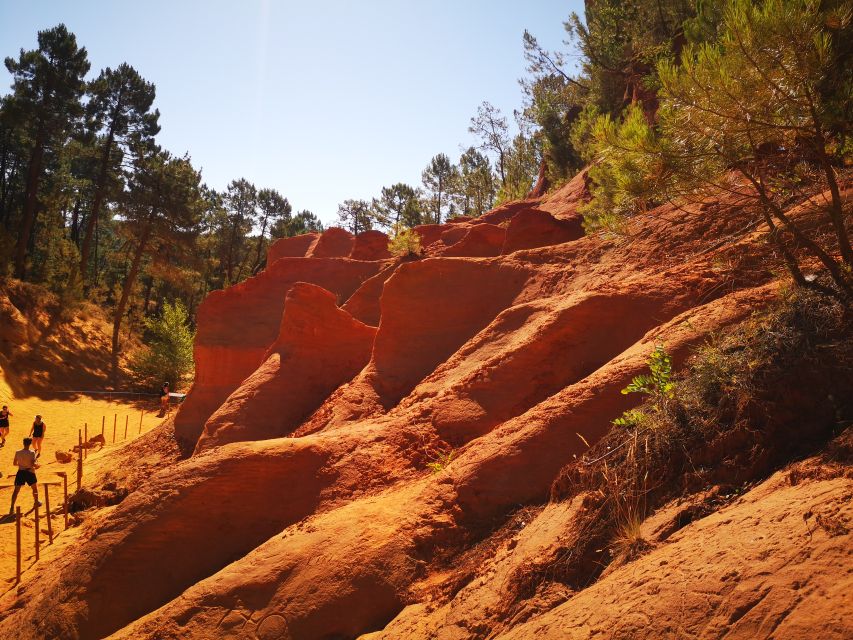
468, 102, 510, 187
4, 24, 90, 278
78, 63, 160, 287
336, 199, 373, 234
457, 148, 496, 216
220, 178, 257, 284
111, 148, 202, 378
253, 188, 291, 271
375, 183, 422, 228
421, 153, 456, 223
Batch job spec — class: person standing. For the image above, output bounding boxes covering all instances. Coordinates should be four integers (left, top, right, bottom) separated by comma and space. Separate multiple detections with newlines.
9, 437, 40, 513
0, 405, 11, 447
28, 415, 46, 459
160, 382, 170, 414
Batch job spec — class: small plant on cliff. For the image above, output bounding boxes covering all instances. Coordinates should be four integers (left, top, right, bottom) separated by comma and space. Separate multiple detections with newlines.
388, 224, 423, 257
425, 446, 457, 474
622, 344, 674, 398
129, 300, 195, 390
613, 344, 673, 428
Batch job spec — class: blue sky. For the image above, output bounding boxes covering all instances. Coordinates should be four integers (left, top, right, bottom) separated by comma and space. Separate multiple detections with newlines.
1, 1, 583, 225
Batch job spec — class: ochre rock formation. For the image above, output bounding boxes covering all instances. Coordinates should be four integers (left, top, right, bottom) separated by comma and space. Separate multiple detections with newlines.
501, 207, 583, 254
306, 227, 355, 258
174, 256, 384, 446
441, 223, 505, 257
412, 223, 446, 249
341, 262, 401, 327
1, 175, 849, 640
266, 232, 318, 263
195, 283, 376, 452
350, 229, 392, 261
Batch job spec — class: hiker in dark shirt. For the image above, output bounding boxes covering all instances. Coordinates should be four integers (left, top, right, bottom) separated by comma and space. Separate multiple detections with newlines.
28, 415, 46, 459
9, 438, 40, 513
0, 405, 11, 447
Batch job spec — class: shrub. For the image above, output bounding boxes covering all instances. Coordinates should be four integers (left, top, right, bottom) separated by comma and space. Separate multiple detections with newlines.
547, 287, 852, 584
128, 300, 195, 391
388, 224, 423, 257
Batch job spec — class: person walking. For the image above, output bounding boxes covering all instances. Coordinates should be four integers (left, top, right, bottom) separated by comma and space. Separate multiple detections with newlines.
0, 405, 11, 447
159, 382, 170, 415
28, 415, 46, 459
9, 437, 40, 513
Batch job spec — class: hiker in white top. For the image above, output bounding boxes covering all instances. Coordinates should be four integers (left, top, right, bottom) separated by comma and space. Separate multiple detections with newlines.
9, 438, 40, 514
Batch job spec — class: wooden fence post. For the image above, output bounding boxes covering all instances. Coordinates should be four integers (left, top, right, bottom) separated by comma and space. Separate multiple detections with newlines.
83, 423, 88, 459
44, 485, 53, 544
76, 430, 83, 491
112, 416, 117, 444
59, 472, 68, 529
15, 507, 21, 583
34, 501, 40, 561
139, 410, 144, 434
101, 415, 105, 438
124, 415, 128, 440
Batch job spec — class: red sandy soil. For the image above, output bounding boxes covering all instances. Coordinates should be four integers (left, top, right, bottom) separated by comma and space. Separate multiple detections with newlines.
0, 171, 849, 639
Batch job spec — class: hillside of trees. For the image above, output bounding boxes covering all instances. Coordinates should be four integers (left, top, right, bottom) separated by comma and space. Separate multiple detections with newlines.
0, 25, 323, 378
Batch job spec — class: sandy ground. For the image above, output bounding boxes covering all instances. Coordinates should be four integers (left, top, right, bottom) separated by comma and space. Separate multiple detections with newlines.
0, 371, 167, 591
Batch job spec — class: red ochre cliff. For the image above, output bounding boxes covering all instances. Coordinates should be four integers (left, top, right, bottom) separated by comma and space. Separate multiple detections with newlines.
0, 169, 849, 640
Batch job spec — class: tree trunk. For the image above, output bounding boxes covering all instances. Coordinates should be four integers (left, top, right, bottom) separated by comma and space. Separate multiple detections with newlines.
79, 128, 116, 286
111, 226, 151, 383
759, 207, 808, 288
740, 168, 852, 296
70, 197, 81, 245
252, 217, 269, 272
528, 158, 550, 198
818, 152, 853, 268
437, 177, 443, 224
225, 218, 240, 285
14, 138, 45, 279
142, 275, 154, 316
1, 154, 20, 225
0, 130, 8, 223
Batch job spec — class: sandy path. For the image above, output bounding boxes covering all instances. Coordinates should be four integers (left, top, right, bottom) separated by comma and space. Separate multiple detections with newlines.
0, 373, 167, 591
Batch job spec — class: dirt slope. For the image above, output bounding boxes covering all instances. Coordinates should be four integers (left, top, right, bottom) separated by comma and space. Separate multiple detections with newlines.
0, 172, 849, 640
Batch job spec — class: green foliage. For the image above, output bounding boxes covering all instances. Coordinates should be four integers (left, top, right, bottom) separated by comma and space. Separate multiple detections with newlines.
426, 447, 457, 474
271, 209, 323, 238
495, 134, 540, 204
456, 147, 496, 216
4, 24, 90, 280
613, 344, 673, 428
612, 408, 647, 429
654, 0, 853, 291
421, 153, 457, 223
520, 31, 587, 183
129, 300, 195, 390
374, 183, 422, 229
622, 344, 674, 398
566, 0, 694, 115
387, 224, 422, 257
336, 198, 375, 235
580, 104, 666, 233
